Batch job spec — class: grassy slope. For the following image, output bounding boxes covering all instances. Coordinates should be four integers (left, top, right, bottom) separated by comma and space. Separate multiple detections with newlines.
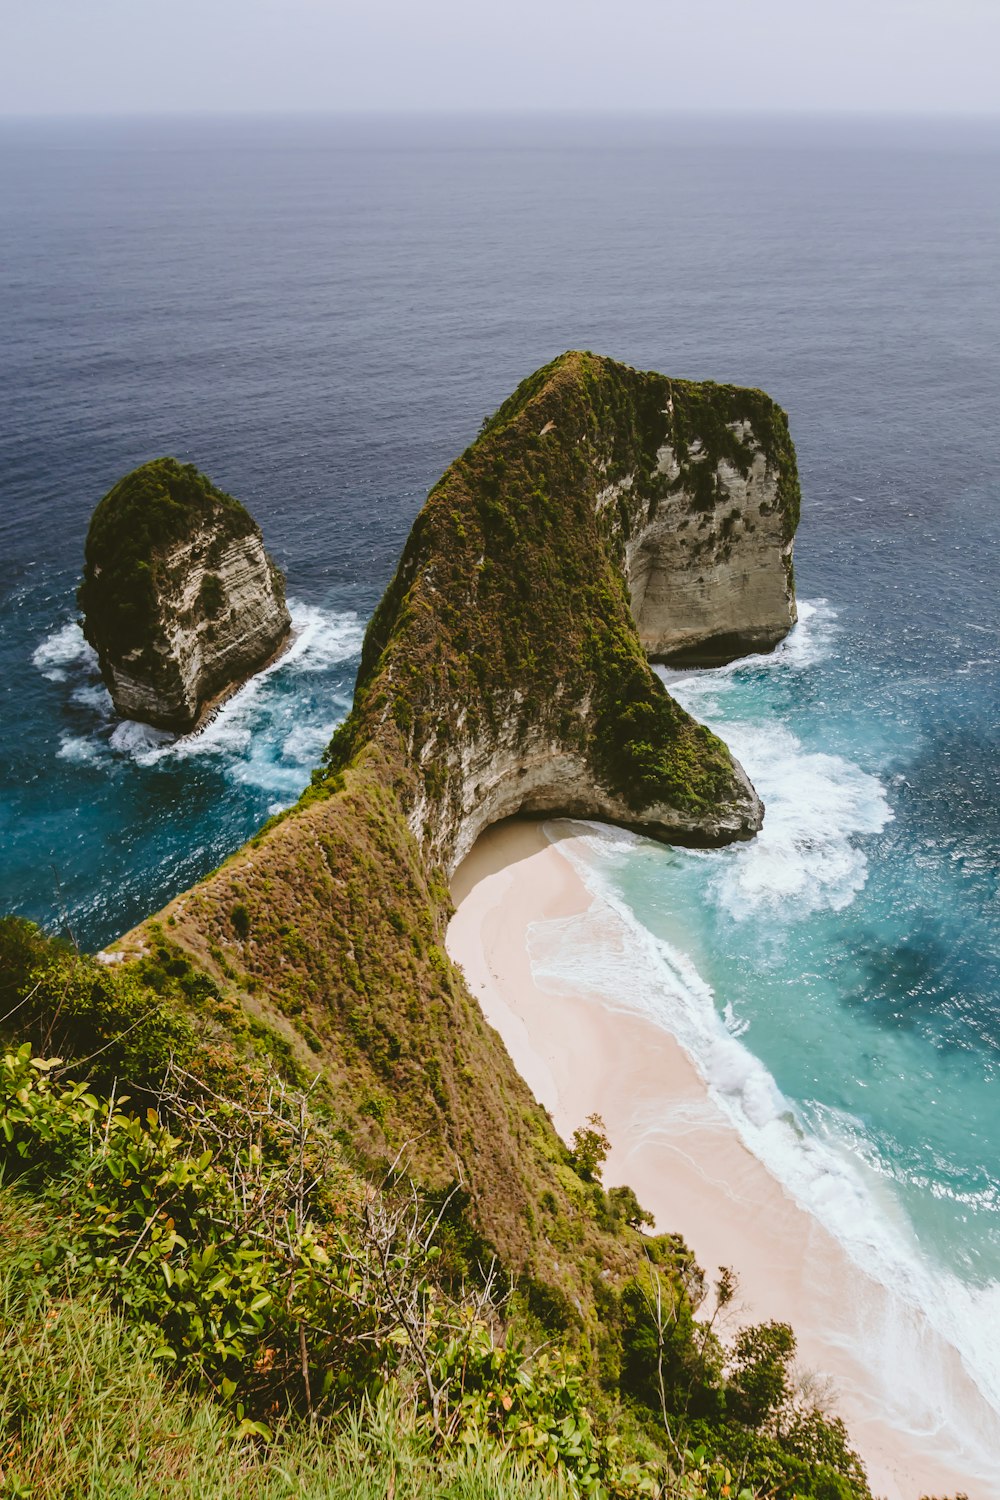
111, 353, 800, 1331
0, 1195, 565, 1500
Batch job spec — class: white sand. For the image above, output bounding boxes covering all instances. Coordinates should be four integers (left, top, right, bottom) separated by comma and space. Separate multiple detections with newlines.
447, 819, 996, 1500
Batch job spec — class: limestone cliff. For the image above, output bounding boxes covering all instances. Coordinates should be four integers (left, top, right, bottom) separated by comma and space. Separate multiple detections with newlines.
614, 411, 798, 665
115, 353, 800, 1284
328, 351, 799, 870
79, 459, 291, 731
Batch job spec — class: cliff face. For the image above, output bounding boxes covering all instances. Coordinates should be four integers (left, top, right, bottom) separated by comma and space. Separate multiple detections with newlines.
614, 419, 797, 665
331, 352, 799, 872
79, 459, 291, 732
116, 353, 801, 1293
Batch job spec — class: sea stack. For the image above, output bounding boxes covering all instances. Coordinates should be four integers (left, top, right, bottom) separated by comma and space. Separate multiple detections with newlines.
79, 458, 291, 732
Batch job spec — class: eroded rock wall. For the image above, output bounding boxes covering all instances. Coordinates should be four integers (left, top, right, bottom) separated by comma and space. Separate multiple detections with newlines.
81, 458, 291, 732
614, 429, 796, 665
103, 529, 291, 729
410, 713, 762, 873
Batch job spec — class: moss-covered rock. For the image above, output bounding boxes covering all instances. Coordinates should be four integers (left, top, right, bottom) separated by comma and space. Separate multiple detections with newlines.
79, 458, 291, 731
324, 350, 800, 868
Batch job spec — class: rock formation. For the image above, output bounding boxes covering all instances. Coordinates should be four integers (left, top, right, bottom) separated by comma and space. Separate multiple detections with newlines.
327, 351, 800, 871
619, 415, 797, 665
79, 458, 291, 732
114, 352, 801, 1290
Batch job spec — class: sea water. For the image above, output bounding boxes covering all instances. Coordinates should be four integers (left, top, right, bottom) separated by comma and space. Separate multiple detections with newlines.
1, 113, 998, 1469
529, 597, 1000, 1473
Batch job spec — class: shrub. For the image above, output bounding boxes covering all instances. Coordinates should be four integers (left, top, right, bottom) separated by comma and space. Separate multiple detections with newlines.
571, 1113, 611, 1183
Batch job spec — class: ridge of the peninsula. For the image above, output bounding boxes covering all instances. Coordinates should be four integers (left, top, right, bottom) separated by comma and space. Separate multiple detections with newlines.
111, 350, 799, 1250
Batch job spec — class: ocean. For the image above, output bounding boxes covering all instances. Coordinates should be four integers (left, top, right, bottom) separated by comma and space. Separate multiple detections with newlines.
1, 112, 998, 1473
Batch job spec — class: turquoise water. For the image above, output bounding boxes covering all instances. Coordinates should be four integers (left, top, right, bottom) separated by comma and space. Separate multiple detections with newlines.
2, 112, 999, 1475
528, 594, 1000, 1471
20, 602, 364, 942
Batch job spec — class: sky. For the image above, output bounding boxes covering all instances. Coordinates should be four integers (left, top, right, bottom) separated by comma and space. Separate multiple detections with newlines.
1, 0, 998, 118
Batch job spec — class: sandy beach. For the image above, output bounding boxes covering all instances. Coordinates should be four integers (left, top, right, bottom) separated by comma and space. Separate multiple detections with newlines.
447, 819, 996, 1500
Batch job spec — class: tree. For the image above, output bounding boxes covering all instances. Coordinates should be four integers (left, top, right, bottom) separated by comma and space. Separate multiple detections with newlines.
570, 1112, 610, 1182
726, 1319, 796, 1428
608, 1183, 655, 1229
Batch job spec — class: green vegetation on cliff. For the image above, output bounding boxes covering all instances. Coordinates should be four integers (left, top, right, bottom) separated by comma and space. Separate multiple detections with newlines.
0, 924, 870, 1498
327, 351, 798, 849
79, 457, 260, 660
0, 357, 870, 1497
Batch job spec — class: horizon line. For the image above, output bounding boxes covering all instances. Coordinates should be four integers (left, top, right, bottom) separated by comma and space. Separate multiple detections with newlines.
2, 105, 1000, 124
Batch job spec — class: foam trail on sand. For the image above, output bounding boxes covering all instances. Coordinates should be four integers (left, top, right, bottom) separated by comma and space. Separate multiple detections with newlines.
528, 837, 1000, 1478
521, 601, 1000, 1480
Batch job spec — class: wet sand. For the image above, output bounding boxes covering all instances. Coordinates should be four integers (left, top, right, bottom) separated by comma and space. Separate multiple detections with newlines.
447, 819, 995, 1500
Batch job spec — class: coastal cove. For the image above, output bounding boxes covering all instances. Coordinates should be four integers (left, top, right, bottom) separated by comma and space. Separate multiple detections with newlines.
2, 114, 1000, 1497
447, 817, 995, 1498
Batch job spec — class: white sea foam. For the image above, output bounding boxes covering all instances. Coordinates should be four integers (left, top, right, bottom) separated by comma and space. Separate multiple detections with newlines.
116, 600, 363, 769
523, 600, 1000, 1476
661, 598, 839, 701
32, 620, 97, 681
43, 600, 363, 797
56, 734, 103, 766
659, 602, 892, 921
529, 838, 1000, 1476
281, 603, 366, 674
108, 720, 173, 756
282, 721, 339, 763
70, 682, 114, 715
706, 721, 891, 919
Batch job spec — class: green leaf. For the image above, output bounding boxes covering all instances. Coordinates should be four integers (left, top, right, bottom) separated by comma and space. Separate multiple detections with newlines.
237, 1418, 272, 1441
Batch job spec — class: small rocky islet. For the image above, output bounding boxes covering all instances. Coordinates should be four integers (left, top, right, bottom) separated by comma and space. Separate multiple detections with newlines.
78, 456, 291, 733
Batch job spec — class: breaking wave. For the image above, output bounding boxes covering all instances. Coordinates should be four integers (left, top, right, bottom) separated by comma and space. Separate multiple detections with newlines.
35, 600, 364, 802
658, 601, 891, 920
522, 601, 1000, 1480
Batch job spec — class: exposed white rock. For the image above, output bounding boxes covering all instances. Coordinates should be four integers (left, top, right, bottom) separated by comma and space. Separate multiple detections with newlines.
406, 682, 762, 876
617, 429, 797, 665
103, 528, 291, 730
410, 716, 761, 874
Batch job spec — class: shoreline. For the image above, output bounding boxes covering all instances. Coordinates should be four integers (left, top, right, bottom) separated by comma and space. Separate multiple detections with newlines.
447, 818, 995, 1500
189, 620, 297, 735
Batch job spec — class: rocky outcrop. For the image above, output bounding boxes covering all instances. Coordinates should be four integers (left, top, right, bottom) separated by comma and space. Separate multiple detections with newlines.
117, 353, 801, 1295
417, 715, 762, 874
615, 422, 797, 665
79, 459, 291, 732
324, 352, 800, 872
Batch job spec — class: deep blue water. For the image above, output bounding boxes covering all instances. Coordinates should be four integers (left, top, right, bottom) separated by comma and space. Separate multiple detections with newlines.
1, 112, 999, 1473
